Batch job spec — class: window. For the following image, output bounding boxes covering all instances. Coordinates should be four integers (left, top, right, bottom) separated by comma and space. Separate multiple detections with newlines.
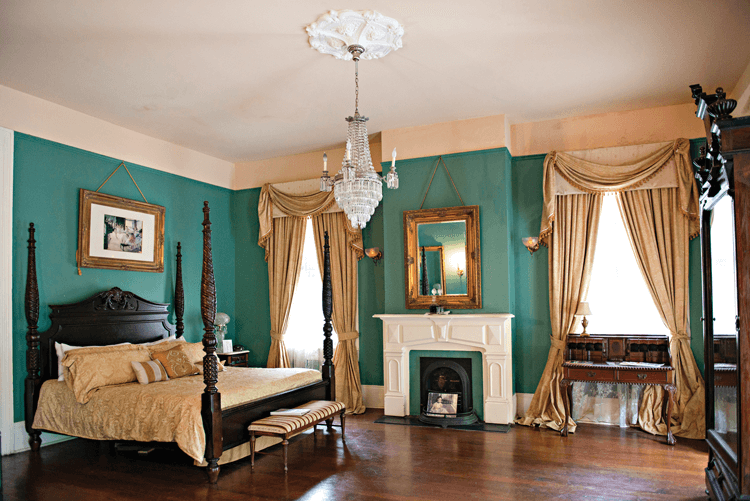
584, 195, 668, 335
710, 195, 738, 336
284, 218, 337, 369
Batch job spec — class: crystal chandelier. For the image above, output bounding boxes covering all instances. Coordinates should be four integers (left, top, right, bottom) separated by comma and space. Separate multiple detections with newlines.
319, 44, 399, 229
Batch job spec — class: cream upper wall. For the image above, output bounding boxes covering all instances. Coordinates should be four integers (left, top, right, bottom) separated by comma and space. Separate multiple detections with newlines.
380, 115, 509, 162
234, 136, 382, 190
511, 103, 705, 157
233, 105, 707, 189
0, 85, 234, 189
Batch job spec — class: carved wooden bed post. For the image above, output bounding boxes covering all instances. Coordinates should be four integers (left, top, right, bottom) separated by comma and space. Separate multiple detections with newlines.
322, 231, 335, 402
200, 202, 222, 483
24, 223, 42, 451
175, 242, 184, 338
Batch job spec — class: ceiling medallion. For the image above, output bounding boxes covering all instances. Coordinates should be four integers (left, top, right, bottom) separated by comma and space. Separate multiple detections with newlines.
306, 10, 404, 60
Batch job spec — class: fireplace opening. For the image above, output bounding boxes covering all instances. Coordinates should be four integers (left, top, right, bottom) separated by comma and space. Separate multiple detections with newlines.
419, 357, 479, 427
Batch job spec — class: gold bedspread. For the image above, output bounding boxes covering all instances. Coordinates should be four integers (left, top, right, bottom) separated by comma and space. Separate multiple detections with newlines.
32, 367, 322, 462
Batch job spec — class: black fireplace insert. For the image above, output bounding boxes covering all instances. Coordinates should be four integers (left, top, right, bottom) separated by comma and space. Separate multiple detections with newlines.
419, 357, 478, 427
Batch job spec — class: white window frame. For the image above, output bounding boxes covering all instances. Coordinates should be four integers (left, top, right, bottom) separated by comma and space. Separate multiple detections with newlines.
1, 126, 14, 454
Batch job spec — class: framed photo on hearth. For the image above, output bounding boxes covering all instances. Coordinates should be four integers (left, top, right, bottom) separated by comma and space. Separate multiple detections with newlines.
425, 392, 458, 416
77, 189, 165, 273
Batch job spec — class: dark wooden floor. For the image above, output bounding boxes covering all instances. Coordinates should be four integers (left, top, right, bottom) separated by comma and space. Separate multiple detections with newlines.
2, 409, 709, 500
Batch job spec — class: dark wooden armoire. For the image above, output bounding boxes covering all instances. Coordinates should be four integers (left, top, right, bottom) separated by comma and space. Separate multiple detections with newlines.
691, 85, 750, 500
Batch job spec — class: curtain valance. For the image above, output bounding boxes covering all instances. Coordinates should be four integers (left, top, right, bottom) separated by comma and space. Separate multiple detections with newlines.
258, 183, 363, 261
539, 138, 699, 246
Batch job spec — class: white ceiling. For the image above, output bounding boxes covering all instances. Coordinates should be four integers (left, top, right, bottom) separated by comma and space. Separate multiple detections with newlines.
1, 0, 749, 162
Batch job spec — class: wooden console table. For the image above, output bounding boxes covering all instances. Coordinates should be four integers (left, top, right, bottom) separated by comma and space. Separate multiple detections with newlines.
559, 333, 676, 445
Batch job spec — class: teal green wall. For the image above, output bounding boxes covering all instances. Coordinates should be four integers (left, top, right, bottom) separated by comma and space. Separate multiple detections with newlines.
231, 187, 272, 368
358, 206, 385, 386
510, 153, 552, 393
381, 149, 515, 316
12, 134, 236, 422
408, 350, 484, 419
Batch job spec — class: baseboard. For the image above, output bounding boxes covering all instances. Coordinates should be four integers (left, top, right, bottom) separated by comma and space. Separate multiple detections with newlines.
516, 393, 534, 418
362, 385, 384, 409
6, 421, 76, 455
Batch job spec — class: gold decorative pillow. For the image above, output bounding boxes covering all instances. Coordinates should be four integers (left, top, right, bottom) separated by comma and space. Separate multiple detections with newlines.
131, 360, 169, 384
55, 341, 132, 381
151, 345, 199, 379
62, 344, 151, 403
181, 341, 224, 366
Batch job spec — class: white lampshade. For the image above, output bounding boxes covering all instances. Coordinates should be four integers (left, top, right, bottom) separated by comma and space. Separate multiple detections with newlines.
575, 302, 592, 316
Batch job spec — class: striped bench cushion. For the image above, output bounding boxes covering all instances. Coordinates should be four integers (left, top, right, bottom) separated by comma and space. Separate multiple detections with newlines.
248, 400, 345, 435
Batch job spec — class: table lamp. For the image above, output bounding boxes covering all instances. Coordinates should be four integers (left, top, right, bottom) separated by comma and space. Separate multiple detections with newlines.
576, 302, 592, 337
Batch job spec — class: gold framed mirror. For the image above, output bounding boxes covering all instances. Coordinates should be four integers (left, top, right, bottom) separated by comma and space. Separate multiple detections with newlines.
403, 205, 481, 309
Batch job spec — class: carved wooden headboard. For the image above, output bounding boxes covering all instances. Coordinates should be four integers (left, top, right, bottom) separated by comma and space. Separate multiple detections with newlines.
38, 287, 176, 382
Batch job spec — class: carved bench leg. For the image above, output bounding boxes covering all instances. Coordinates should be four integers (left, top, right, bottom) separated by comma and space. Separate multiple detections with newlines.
340, 410, 346, 441
326, 417, 334, 432
282, 439, 289, 472
250, 431, 256, 468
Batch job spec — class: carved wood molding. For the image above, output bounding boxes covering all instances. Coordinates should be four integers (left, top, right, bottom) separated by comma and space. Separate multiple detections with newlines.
94, 288, 136, 311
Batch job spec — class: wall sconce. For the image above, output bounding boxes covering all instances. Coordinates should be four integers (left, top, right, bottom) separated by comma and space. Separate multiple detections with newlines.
365, 247, 383, 265
522, 236, 539, 254
456, 263, 464, 277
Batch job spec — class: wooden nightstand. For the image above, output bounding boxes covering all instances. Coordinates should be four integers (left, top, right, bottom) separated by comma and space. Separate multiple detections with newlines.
218, 350, 249, 368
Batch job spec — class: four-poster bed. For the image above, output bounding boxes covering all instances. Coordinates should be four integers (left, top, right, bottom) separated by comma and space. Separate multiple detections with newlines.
23, 201, 337, 483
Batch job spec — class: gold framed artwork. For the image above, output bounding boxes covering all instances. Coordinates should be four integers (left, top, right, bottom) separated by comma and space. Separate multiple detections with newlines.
77, 189, 165, 273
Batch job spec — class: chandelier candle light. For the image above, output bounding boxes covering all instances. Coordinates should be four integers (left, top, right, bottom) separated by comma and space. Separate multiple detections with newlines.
310, 10, 403, 229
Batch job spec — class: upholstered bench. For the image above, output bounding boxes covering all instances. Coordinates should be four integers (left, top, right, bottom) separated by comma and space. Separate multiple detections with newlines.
248, 400, 346, 471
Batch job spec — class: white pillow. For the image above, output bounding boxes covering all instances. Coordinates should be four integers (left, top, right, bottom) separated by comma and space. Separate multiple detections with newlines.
54, 341, 131, 381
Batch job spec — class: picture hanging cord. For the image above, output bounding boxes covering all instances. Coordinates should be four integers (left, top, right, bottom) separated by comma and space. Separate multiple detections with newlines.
78, 162, 148, 275
419, 156, 464, 210
95, 161, 148, 203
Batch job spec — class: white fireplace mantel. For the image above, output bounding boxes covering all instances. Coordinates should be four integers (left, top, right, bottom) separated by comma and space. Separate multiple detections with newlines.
374, 313, 514, 424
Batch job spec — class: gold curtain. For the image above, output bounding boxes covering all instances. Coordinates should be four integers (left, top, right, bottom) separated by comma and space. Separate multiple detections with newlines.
519, 138, 704, 438
265, 216, 306, 368
257, 184, 336, 261
618, 188, 705, 439
517, 194, 602, 431
312, 212, 366, 414
257, 183, 364, 373
539, 139, 699, 246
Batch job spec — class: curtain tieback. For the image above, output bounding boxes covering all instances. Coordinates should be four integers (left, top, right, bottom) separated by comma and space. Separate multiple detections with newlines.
550, 336, 566, 350
670, 330, 690, 341
270, 330, 285, 341
338, 331, 359, 341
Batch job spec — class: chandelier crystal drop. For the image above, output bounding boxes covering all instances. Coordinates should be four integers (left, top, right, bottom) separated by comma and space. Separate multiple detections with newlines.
319, 42, 399, 229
